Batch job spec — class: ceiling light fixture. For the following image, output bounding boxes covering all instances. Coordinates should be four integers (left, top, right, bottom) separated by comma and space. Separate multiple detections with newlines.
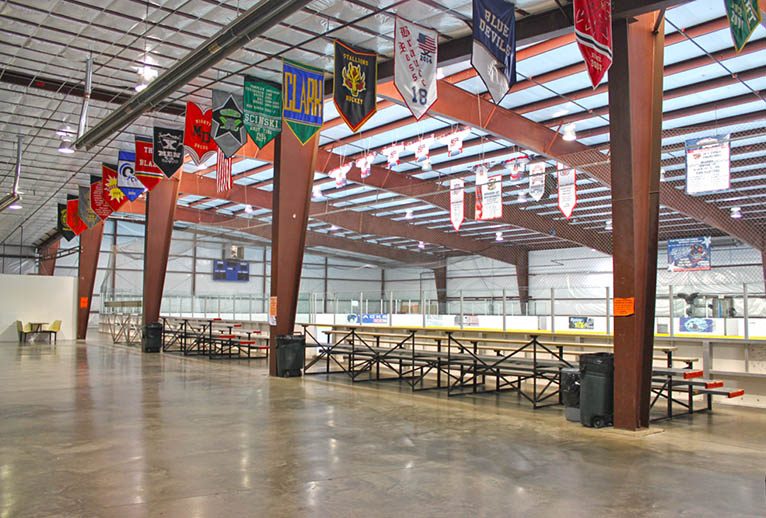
330, 225, 339, 231
418, 241, 425, 249
516, 191, 526, 203
495, 231, 503, 242
562, 123, 577, 141
312, 185, 322, 198
243, 204, 254, 214
8, 200, 22, 210
405, 208, 414, 220
660, 167, 667, 182
605, 219, 613, 231
58, 139, 75, 154
730, 207, 742, 219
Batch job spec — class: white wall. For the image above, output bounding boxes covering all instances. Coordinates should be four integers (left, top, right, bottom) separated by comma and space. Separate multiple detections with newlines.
0, 273, 77, 342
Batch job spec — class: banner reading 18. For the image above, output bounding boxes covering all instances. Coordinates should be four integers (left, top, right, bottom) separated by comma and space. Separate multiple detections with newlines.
394, 17, 438, 120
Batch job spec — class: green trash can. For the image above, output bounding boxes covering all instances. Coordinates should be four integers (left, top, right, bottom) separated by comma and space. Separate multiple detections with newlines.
276, 335, 305, 377
142, 322, 163, 353
579, 352, 614, 428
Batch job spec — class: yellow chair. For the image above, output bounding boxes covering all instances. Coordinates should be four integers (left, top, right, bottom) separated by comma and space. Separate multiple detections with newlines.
16, 320, 32, 342
43, 320, 61, 344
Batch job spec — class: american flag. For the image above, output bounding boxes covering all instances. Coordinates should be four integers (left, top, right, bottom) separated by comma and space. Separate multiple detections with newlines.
216, 148, 232, 193
417, 32, 435, 53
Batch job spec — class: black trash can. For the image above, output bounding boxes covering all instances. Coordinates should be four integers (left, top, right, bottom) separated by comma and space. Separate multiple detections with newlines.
560, 367, 581, 422
276, 335, 305, 377
143, 322, 163, 353
579, 352, 614, 428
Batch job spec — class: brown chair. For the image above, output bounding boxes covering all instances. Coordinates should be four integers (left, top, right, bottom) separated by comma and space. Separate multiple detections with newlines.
40, 320, 61, 344
16, 320, 31, 342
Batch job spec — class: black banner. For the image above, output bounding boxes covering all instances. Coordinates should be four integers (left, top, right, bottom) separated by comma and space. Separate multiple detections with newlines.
334, 40, 377, 132
153, 126, 185, 178
57, 203, 76, 241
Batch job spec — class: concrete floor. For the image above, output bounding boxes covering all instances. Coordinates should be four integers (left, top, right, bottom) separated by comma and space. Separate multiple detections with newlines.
1, 337, 765, 518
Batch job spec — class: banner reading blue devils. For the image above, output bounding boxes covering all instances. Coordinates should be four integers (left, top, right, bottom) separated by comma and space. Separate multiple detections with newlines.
472, 0, 516, 104
282, 59, 324, 145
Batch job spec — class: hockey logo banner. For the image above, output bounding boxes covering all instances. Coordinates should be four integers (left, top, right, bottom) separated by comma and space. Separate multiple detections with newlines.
334, 40, 377, 132
117, 150, 144, 201
394, 17, 438, 120
472, 0, 516, 104
282, 59, 324, 145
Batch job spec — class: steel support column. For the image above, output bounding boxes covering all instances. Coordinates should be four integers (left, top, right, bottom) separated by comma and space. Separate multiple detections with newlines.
143, 176, 180, 326
433, 264, 448, 314
517, 251, 530, 316
38, 238, 60, 275
609, 12, 665, 430
762, 251, 766, 295
269, 128, 319, 376
77, 221, 104, 340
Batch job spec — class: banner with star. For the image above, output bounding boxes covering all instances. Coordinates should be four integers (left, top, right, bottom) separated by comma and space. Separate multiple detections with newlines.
102, 163, 127, 213
334, 40, 377, 133
282, 59, 324, 145
211, 89, 247, 158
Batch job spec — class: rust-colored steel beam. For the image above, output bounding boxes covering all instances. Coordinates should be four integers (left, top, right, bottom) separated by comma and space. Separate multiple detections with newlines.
38, 238, 60, 275
269, 128, 319, 376
516, 251, 530, 315
433, 263, 448, 314
609, 12, 665, 431
143, 176, 180, 327
76, 220, 104, 340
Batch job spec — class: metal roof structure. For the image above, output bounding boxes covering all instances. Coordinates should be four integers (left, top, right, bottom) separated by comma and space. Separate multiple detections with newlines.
1, 0, 764, 267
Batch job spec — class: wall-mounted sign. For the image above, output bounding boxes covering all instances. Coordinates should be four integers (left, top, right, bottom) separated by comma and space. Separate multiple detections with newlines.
667, 236, 711, 272
680, 317, 714, 334
569, 316, 594, 330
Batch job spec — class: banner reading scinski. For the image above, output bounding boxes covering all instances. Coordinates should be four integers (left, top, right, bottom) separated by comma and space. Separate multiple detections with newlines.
57, 203, 76, 241
472, 0, 516, 104
243, 77, 282, 149
574, 0, 613, 88
334, 40, 377, 132
282, 59, 324, 145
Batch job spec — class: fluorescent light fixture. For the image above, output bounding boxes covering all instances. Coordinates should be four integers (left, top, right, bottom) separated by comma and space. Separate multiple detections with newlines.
730, 207, 742, 219
405, 208, 413, 220
418, 241, 425, 249
562, 123, 577, 141
495, 231, 503, 242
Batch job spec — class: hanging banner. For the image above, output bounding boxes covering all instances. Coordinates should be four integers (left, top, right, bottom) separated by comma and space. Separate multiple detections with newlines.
685, 135, 731, 194
505, 159, 524, 180
152, 127, 184, 178
329, 163, 353, 188
102, 163, 127, 212
134, 136, 163, 191
574, 0, 613, 88
474, 165, 488, 219
529, 161, 546, 202
480, 173, 503, 220
78, 185, 99, 228
184, 102, 217, 166
667, 236, 712, 272
450, 178, 464, 232
211, 89, 246, 158
355, 152, 375, 179
725, 0, 762, 52
557, 164, 577, 220
89, 176, 112, 220
334, 40, 377, 132
472, 0, 516, 104
57, 203, 76, 241
66, 195, 87, 236
382, 143, 404, 168
282, 59, 324, 145
243, 77, 282, 149
394, 17, 438, 120
117, 150, 144, 201
216, 148, 232, 193
440, 127, 471, 157
406, 135, 435, 163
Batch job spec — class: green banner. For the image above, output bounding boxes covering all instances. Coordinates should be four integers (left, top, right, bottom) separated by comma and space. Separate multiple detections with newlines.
282, 59, 324, 145
243, 77, 282, 149
725, 0, 762, 52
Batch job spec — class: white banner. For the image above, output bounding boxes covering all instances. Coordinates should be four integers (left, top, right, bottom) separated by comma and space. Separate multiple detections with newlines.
450, 178, 464, 231
685, 135, 730, 194
394, 17, 438, 120
557, 164, 577, 220
528, 161, 546, 202
474, 165, 488, 219
480, 174, 503, 220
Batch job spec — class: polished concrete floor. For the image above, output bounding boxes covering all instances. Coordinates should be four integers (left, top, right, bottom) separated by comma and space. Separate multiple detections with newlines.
1, 337, 765, 517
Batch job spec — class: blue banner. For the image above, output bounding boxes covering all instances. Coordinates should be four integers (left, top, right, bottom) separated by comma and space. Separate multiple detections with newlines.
667, 236, 711, 272
362, 313, 389, 325
680, 318, 714, 334
117, 150, 144, 202
471, 0, 516, 103
282, 59, 324, 144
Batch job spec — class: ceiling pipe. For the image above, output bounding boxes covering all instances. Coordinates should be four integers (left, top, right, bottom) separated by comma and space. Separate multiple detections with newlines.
75, 0, 312, 151
77, 56, 93, 140
0, 135, 23, 212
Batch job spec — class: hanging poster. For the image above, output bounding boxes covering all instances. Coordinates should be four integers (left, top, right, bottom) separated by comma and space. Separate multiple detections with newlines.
667, 236, 712, 272
474, 165, 488, 220
528, 161, 546, 202
152, 127, 184, 178
89, 176, 112, 220
66, 194, 86, 236
685, 135, 731, 194
334, 40, 377, 132
450, 178, 464, 232
574, 0, 613, 88
211, 89, 247, 158
505, 159, 524, 180
134, 136, 163, 191
184, 102, 217, 166
472, 0, 516, 104
480, 173, 503, 220
724, 0, 762, 52
117, 150, 144, 201
243, 77, 282, 149
57, 203, 76, 241
557, 164, 577, 220
102, 163, 127, 212
78, 185, 99, 228
394, 17, 438, 120
282, 59, 324, 145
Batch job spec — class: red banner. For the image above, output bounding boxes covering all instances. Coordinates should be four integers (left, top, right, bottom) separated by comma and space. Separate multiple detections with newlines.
574, 0, 612, 88
90, 177, 113, 220
184, 102, 217, 166
102, 163, 127, 213
135, 136, 163, 191
66, 196, 87, 236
